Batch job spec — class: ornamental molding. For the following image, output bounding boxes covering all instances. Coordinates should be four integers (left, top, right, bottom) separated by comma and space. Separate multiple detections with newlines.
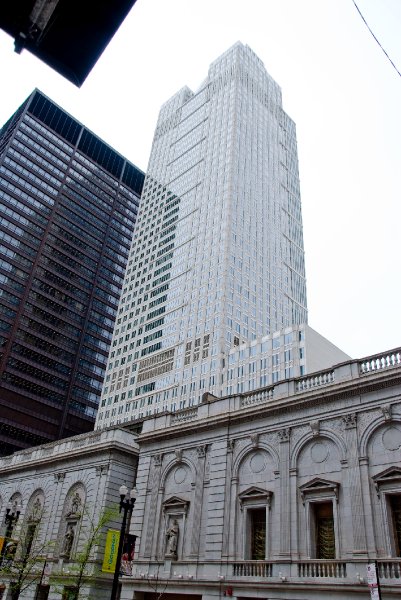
278, 428, 290, 442
372, 466, 401, 497
238, 486, 272, 509
153, 453, 163, 466
196, 445, 207, 458
381, 405, 392, 422
162, 495, 189, 515
250, 433, 259, 448
343, 413, 357, 429
299, 477, 339, 504
309, 420, 320, 437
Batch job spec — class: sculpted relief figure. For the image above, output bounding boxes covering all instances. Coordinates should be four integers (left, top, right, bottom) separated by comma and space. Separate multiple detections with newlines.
67, 492, 82, 517
165, 519, 179, 558
29, 497, 43, 522
61, 524, 75, 558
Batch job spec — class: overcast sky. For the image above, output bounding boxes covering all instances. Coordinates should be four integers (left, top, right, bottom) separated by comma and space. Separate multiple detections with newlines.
0, 0, 400, 360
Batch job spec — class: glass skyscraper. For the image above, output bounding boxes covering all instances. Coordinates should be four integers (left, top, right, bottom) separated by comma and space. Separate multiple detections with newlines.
0, 90, 144, 455
96, 43, 340, 429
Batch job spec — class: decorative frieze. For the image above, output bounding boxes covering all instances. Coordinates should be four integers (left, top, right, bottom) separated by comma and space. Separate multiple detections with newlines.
196, 445, 207, 458
227, 439, 235, 453
278, 428, 291, 442
381, 405, 392, 422
343, 413, 357, 429
153, 453, 163, 466
309, 420, 320, 437
95, 464, 109, 476
250, 433, 259, 448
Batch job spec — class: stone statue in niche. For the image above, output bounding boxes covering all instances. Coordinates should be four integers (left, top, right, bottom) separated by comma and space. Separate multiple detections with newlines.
66, 492, 82, 517
29, 497, 42, 522
165, 519, 179, 558
61, 524, 75, 558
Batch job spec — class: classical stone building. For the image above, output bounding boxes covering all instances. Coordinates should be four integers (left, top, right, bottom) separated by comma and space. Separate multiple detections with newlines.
1, 347, 400, 599
0, 428, 139, 599
124, 347, 401, 600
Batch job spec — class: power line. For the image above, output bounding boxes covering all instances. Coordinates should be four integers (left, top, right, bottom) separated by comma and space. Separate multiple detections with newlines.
352, 0, 401, 78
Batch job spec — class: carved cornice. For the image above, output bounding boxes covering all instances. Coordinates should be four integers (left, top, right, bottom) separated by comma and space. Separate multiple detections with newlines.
299, 477, 339, 504
137, 369, 401, 446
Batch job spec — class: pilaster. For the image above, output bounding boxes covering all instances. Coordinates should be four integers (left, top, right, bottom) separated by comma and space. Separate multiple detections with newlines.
278, 428, 291, 557
343, 413, 367, 556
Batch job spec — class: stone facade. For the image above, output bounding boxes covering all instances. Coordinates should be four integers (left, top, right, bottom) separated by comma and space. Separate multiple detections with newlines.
0, 428, 139, 600
124, 348, 401, 599
1, 349, 400, 599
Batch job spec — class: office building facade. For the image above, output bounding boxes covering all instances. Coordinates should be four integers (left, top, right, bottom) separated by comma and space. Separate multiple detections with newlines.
0, 90, 144, 455
96, 43, 347, 429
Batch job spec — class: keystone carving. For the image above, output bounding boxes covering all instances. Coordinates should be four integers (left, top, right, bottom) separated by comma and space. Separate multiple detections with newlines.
381, 405, 392, 422
343, 413, 357, 429
250, 433, 259, 448
196, 445, 207, 458
153, 453, 163, 466
278, 428, 290, 442
227, 439, 235, 453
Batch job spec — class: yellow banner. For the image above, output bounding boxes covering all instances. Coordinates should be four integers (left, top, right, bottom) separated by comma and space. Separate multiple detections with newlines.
102, 529, 120, 573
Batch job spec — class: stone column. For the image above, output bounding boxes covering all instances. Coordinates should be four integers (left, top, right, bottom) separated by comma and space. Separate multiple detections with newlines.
46, 472, 65, 545
343, 413, 367, 557
278, 428, 291, 557
359, 456, 376, 555
144, 453, 163, 558
190, 444, 207, 556
289, 467, 298, 559
222, 439, 235, 558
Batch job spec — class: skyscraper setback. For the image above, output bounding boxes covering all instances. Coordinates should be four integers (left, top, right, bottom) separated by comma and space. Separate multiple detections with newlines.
0, 90, 144, 455
96, 43, 346, 429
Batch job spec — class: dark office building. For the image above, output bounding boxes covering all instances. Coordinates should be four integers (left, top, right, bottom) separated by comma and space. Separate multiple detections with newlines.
0, 90, 144, 455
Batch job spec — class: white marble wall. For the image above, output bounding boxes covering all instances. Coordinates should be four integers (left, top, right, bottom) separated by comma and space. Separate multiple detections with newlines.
127, 351, 401, 599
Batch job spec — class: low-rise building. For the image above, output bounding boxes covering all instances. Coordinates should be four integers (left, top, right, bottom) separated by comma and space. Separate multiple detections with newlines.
125, 347, 401, 600
1, 347, 400, 599
0, 428, 139, 599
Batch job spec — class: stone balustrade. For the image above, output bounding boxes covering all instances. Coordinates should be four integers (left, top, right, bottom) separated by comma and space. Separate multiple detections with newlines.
144, 347, 401, 436
360, 350, 401, 374
232, 561, 273, 577
296, 560, 347, 578
295, 370, 335, 393
129, 559, 401, 583
171, 407, 198, 424
377, 559, 401, 579
241, 386, 274, 407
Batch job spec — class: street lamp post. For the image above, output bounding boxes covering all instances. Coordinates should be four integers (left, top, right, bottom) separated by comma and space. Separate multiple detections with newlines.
0, 501, 21, 562
110, 485, 137, 600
